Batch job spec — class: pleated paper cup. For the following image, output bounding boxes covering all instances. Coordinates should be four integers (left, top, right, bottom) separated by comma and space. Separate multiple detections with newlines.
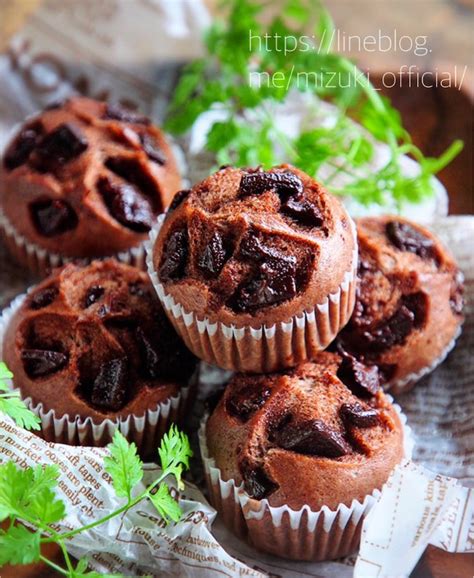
0, 206, 148, 276
199, 405, 413, 562
387, 324, 463, 395
0, 292, 195, 458
146, 214, 358, 373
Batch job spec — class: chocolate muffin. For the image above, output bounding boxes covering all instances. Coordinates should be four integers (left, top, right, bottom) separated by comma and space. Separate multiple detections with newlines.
336, 216, 464, 394
203, 352, 407, 560
1, 260, 197, 452
0, 97, 181, 273
149, 165, 357, 372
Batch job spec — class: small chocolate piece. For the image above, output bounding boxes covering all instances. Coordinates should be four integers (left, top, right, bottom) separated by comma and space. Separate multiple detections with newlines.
281, 194, 323, 227
232, 255, 297, 312
362, 303, 417, 353
90, 357, 128, 411
340, 403, 379, 428
21, 349, 68, 377
273, 418, 349, 457
226, 382, 272, 422
136, 327, 162, 378
139, 133, 166, 165
103, 104, 150, 125
239, 170, 303, 198
198, 231, 228, 278
168, 189, 190, 213
337, 356, 380, 398
98, 176, 153, 232
240, 459, 278, 500
159, 229, 188, 281
33, 123, 88, 170
29, 287, 58, 310
30, 199, 78, 237
385, 221, 437, 261
4, 123, 43, 170
84, 285, 105, 308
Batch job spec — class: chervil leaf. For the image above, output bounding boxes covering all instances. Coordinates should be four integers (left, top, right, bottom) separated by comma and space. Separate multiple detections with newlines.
0, 361, 13, 381
0, 391, 41, 430
149, 483, 182, 524
0, 525, 41, 565
158, 425, 192, 490
104, 430, 143, 501
0, 462, 65, 526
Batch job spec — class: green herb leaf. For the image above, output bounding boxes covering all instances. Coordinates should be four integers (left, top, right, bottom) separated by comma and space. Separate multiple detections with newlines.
158, 424, 192, 490
0, 525, 41, 565
149, 483, 182, 524
104, 430, 143, 501
0, 362, 41, 430
0, 462, 65, 526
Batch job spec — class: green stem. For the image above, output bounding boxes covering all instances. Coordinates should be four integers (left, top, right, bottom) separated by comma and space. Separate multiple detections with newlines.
43, 471, 169, 543
39, 555, 69, 577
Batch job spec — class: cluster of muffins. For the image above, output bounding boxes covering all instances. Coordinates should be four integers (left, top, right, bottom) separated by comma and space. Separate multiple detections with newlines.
0, 99, 465, 562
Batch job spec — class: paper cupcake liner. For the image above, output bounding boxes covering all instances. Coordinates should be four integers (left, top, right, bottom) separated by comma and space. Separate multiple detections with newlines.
387, 324, 463, 395
0, 207, 148, 276
146, 214, 358, 373
199, 402, 413, 562
0, 292, 194, 458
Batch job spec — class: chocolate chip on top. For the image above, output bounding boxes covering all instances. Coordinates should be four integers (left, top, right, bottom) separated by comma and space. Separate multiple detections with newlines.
4, 260, 197, 417
154, 165, 356, 320
211, 352, 398, 502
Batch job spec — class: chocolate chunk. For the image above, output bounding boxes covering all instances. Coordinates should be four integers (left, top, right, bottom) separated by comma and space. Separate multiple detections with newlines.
90, 357, 128, 411
98, 176, 153, 232
239, 459, 278, 500
3, 123, 43, 170
198, 231, 227, 278
159, 229, 188, 281
104, 157, 159, 210
386, 221, 437, 261
239, 171, 303, 198
226, 382, 271, 422
140, 133, 166, 165
136, 327, 162, 378
29, 286, 58, 310
103, 104, 150, 125
22, 349, 68, 378
33, 123, 88, 170
168, 189, 190, 212
233, 258, 297, 312
362, 300, 420, 353
30, 199, 78, 237
84, 285, 105, 308
340, 403, 379, 428
232, 235, 298, 312
337, 356, 381, 398
281, 194, 323, 227
273, 418, 349, 457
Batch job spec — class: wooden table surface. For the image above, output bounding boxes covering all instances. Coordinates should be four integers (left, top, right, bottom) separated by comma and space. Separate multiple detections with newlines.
1, 79, 472, 578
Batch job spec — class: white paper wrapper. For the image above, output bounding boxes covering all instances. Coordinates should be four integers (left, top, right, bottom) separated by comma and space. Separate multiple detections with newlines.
0, 292, 193, 457
0, 205, 148, 275
146, 214, 358, 373
198, 400, 414, 562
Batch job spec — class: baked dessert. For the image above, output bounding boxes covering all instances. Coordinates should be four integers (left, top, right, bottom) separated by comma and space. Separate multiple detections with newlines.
336, 216, 464, 394
0, 97, 181, 274
202, 352, 407, 561
1, 259, 197, 453
149, 165, 357, 372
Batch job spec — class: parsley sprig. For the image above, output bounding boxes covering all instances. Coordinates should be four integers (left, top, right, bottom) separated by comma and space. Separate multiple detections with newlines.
166, 0, 462, 208
0, 363, 192, 577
